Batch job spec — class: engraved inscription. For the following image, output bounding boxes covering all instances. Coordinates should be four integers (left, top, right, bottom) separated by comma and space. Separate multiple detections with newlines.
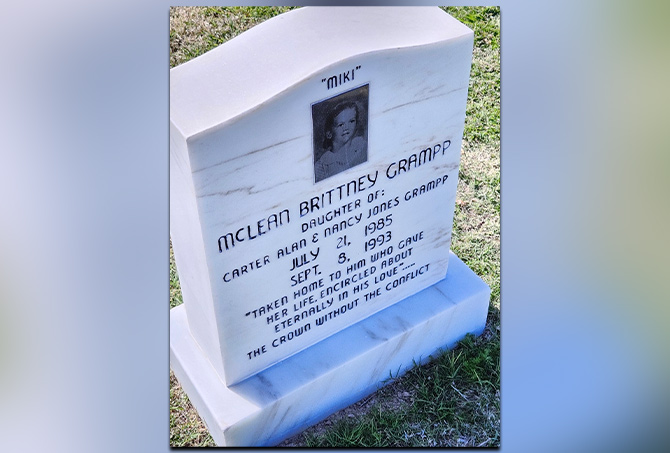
234, 136, 455, 364
218, 209, 290, 253
321, 65, 362, 89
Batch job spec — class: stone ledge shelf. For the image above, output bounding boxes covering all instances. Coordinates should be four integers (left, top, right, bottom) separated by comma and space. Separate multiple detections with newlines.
170, 251, 489, 446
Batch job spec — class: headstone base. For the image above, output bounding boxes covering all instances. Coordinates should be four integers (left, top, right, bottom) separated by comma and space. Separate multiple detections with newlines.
170, 252, 490, 446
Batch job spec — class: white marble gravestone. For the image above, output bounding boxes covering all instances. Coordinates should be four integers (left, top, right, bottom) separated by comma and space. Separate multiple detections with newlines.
170, 7, 490, 446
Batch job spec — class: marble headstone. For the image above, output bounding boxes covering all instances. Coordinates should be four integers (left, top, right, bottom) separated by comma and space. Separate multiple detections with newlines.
170, 7, 490, 446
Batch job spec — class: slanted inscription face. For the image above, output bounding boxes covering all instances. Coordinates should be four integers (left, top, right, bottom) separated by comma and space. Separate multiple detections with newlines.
192, 55, 463, 383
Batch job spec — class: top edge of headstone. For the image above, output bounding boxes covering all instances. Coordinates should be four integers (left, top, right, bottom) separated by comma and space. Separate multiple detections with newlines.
170, 7, 473, 141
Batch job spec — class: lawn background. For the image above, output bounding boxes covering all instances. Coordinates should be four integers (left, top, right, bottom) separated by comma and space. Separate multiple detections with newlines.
170, 6, 500, 447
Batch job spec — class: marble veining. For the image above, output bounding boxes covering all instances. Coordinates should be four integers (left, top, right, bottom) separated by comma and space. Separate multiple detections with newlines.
170, 252, 489, 445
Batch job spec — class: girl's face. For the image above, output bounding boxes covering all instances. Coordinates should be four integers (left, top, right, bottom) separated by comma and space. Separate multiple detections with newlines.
331, 107, 357, 147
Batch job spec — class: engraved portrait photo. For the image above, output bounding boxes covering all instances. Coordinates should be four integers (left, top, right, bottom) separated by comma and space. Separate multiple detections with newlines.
312, 84, 369, 183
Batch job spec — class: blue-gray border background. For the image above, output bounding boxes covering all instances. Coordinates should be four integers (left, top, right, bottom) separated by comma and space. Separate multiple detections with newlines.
2, 1, 669, 452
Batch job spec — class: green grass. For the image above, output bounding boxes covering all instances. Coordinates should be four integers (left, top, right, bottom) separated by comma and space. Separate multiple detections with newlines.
169, 6, 500, 447
170, 6, 298, 68
169, 246, 182, 310
301, 335, 500, 447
